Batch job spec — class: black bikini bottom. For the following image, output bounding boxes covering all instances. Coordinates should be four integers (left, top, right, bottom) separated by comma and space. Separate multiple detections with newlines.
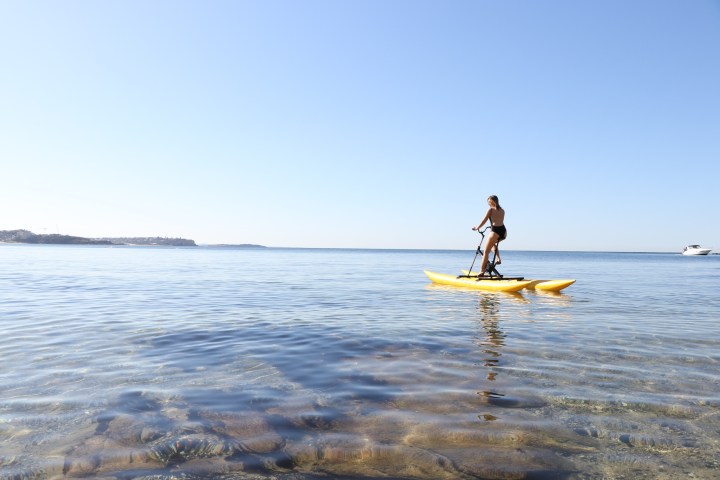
491, 225, 507, 240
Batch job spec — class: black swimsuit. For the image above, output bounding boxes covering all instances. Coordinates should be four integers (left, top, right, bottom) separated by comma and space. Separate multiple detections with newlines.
491, 224, 507, 240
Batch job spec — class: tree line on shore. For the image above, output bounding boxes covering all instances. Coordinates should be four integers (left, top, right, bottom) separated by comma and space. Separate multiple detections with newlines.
0, 230, 196, 246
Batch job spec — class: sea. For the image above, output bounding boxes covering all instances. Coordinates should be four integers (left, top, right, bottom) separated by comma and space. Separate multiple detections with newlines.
1, 244, 719, 480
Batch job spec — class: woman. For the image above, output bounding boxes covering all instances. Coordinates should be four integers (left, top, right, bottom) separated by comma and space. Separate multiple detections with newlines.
472, 195, 507, 275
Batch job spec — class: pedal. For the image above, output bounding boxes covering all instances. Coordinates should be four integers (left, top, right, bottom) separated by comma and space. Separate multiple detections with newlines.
484, 261, 502, 278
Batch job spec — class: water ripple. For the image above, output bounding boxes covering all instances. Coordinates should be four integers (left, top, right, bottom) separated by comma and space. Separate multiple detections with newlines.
2, 246, 720, 479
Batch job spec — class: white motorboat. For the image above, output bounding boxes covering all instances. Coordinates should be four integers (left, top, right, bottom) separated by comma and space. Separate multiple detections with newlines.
682, 245, 712, 256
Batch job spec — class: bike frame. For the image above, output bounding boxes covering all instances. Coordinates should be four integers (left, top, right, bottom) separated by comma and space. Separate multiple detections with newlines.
458, 226, 521, 281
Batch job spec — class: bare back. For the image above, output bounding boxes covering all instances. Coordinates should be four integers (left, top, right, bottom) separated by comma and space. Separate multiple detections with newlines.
489, 207, 505, 226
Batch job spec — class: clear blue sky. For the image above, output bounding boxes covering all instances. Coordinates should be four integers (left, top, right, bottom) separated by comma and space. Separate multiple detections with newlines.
2, 1, 719, 251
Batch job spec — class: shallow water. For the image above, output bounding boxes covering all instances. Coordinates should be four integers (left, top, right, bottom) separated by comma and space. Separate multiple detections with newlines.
1, 245, 719, 479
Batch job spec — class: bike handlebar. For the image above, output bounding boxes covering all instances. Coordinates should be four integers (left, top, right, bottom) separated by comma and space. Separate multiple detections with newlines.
472, 226, 491, 235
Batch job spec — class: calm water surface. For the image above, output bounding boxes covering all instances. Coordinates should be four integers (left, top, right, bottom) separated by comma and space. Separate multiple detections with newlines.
1, 245, 719, 479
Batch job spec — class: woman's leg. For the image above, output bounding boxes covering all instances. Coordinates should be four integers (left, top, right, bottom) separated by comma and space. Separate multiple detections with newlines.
480, 232, 499, 274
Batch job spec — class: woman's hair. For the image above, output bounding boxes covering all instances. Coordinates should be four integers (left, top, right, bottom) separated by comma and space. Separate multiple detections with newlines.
488, 195, 501, 208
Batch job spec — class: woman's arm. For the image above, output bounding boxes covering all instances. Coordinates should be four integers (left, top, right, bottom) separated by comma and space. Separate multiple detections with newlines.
472, 208, 492, 230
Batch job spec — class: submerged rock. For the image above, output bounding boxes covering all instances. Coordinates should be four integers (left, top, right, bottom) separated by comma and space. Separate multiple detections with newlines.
447, 445, 578, 479
146, 434, 236, 465
404, 422, 527, 448
285, 435, 462, 479
63, 454, 100, 476
196, 411, 283, 453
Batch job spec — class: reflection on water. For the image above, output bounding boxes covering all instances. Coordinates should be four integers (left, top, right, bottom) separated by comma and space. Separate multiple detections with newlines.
477, 294, 507, 381
1, 246, 720, 479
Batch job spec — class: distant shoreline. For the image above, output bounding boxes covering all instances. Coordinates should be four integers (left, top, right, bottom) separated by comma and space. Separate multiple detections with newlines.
0, 229, 196, 247
0, 241, 269, 249
0, 229, 273, 249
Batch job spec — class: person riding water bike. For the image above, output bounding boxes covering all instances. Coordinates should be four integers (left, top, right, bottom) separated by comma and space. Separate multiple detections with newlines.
472, 195, 507, 275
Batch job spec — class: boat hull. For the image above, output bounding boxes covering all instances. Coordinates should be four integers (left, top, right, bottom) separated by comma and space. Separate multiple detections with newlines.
461, 270, 575, 292
425, 270, 532, 292
523, 279, 576, 292
682, 250, 711, 256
